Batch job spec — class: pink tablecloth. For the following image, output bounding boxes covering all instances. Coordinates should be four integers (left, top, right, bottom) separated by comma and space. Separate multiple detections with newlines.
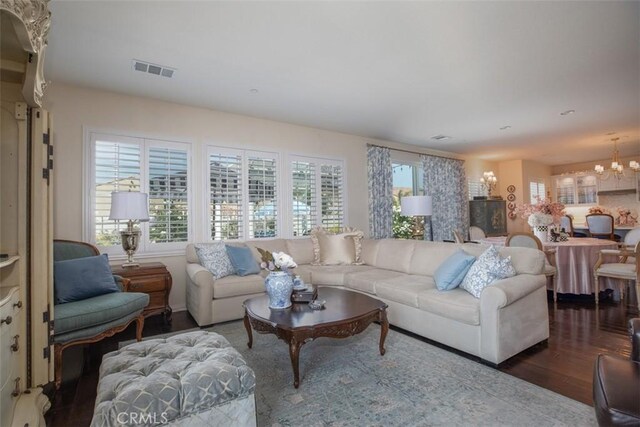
478, 237, 619, 296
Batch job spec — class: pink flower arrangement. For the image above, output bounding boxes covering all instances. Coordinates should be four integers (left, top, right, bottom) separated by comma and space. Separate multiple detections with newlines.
588, 206, 611, 215
517, 197, 566, 224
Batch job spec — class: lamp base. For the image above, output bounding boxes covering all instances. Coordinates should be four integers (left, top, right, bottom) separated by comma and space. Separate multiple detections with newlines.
120, 228, 141, 268
411, 216, 425, 240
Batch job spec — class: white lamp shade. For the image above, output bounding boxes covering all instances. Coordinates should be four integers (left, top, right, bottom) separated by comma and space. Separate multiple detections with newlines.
109, 192, 150, 221
401, 195, 433, 216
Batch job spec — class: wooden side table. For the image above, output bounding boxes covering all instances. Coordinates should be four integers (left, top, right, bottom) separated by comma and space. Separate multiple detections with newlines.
111, 262, 172, 325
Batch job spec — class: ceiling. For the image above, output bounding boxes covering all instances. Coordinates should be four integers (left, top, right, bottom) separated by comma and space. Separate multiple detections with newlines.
45, 1, 640, 165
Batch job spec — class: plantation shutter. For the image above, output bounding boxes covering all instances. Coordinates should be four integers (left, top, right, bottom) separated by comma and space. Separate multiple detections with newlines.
291, 161, 317, 236
209, 152, 243, 240
320, 163, 344, 232
148, 147, 189, 243
247, 155, 278, 239
94, 139, 141, 246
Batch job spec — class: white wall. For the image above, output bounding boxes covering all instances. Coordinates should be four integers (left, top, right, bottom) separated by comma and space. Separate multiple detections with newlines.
44, 83, 456, 311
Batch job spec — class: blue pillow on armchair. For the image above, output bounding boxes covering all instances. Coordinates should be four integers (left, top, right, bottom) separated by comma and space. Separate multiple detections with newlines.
226, 245, 261, 276
54, 254, 120, 304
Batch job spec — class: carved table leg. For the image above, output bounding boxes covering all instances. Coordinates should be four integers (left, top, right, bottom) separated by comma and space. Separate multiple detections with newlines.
379, 308, 389, 356
243, 313, 253, 349
288, 337, 303, 388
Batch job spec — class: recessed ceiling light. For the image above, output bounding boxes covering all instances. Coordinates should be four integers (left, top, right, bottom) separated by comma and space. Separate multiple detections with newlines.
250, 88, 259, 94
430, 134, 451, 141
499, 126, 512, 130
560, 109, 575, 116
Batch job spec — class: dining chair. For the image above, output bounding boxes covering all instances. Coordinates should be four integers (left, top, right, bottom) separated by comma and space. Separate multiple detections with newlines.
469, 226, 486, 242
594, 240, 640, 309
586, 214, 618, 241
452, 230, 465, 244
559, 215, 587, 237
505, 232, 558, 301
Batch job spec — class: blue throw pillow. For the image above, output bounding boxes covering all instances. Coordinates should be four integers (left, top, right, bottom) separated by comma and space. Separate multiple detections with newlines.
434, 249, 476, 291
54, 254, 120, 304
226, 245, 261, 276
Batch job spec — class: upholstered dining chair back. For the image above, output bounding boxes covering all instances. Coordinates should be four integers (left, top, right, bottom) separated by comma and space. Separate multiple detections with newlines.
505, 233, 543, 250
469, 226, 486, 241
560, 215, 574, 236
586, 214, 615, 240
624, 228, 640, 247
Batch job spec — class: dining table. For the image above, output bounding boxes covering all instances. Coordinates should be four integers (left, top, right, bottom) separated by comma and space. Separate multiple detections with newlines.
478, 236, 620, 297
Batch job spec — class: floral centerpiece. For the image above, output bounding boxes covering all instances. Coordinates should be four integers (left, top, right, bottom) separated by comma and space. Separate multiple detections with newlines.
257, 248, 297, 309
517, 197, 566, 242
588, 206, 611, 215
615, 207, 638, 226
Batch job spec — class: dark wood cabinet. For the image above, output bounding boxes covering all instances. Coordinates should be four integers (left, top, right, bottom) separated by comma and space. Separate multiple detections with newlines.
469, 200, 507, 237
111, 262, 172, 324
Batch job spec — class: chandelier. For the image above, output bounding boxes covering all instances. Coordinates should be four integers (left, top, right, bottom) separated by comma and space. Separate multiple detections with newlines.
594, 137, 640, 180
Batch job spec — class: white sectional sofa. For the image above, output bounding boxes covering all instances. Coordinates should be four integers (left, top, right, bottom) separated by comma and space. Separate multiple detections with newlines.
186, 238, 549, 365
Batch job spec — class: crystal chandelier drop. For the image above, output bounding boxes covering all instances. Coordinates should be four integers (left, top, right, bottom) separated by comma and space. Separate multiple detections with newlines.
594, 137, 640, 180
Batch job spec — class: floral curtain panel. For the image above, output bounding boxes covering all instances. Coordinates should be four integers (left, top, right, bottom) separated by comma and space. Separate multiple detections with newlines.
421, 155, 469, 241
367, 145, 393, 239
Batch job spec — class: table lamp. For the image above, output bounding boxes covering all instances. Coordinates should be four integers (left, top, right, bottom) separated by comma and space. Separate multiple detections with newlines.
401, 195, 433, 240
109, 191, 150, 267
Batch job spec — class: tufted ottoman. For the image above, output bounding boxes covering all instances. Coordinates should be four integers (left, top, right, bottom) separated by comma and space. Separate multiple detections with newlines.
90, 331, 256, 427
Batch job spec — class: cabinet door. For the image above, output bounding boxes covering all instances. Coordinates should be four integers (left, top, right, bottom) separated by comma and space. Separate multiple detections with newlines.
30, 108, 53, 386
555, 176, 576, 205
576, 174, 597, 204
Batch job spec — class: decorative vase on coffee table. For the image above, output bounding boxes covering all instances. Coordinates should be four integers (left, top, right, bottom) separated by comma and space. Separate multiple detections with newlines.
533, 225, 549, 242
264, 271, 294, 309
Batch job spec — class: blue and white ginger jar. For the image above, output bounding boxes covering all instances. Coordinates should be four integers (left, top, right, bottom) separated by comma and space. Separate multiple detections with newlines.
264, 271, 294, 309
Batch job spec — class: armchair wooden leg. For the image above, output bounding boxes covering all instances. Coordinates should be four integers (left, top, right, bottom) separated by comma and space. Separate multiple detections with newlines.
594, 274, 599, 305
54, 344, 63, 390
135, 314, 145, 341
553, 274, 557, 302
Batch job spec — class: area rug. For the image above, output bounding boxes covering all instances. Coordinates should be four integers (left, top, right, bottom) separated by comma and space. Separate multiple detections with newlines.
199, 321, 595, 427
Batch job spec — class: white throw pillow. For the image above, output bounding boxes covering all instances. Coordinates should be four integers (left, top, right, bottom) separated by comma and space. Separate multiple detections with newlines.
310, 227, 364, 265
460, 245, 516, 298
194, 242, 235, 280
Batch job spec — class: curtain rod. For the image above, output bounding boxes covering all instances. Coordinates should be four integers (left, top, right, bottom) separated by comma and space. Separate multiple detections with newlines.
366, 143, 462, 161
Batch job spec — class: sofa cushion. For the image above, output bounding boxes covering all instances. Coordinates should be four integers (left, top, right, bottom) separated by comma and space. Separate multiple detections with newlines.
375, 275, 436, 308
285, 238, 315, 265
461, 246, 516, 298
213, 274, 265, 299
344, 269, 408, 294
54, 254, 120, 304
195, 243, 236, 280
373, 239, 416, 273
311, 228, 364, 265
360, 239, 380, 266
409, 242, 463, 277
54, 292, 149, 335
225, 245, 261, 276
303, 265, 375, 286
434, 249, 476, 291
245, 239, 288, 263
417, 288, 480, 326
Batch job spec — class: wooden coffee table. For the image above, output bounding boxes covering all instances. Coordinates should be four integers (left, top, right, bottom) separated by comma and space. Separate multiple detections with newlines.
243, 287, 389, 388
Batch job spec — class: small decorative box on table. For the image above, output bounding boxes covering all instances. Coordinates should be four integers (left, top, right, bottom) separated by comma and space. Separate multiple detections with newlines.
110, 262, 172, 325
291, 285, 318, 303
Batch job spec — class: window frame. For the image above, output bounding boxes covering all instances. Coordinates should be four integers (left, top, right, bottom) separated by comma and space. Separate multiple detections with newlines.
84, 129, 194, 256
205, 145, 281, 241
288, 154, 347, 237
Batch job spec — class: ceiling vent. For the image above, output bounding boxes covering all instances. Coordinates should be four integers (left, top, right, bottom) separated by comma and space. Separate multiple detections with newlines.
132, 60, 175, 79
430, 134, 451, 141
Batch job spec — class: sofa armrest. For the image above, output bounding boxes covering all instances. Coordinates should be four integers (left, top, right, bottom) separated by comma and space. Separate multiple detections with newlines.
481, 274, 546, 309
113, 275, 131, 292
630, 318, 640, 362
186, 263, 215, 326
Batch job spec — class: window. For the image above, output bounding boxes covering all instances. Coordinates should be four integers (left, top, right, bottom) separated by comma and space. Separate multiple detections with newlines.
392, 163, 424, 202
208, 147, 279, 240
88, 132, 191, 252
290, 156, 345, 236
468, 180, 488, 200
530, 179, 547, 203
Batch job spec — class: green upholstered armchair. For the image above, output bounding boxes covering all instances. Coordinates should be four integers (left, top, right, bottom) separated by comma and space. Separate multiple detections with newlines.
53, 240, 149, 388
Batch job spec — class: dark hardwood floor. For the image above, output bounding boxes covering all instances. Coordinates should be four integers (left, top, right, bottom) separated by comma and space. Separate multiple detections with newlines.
46, 292, 637, 426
